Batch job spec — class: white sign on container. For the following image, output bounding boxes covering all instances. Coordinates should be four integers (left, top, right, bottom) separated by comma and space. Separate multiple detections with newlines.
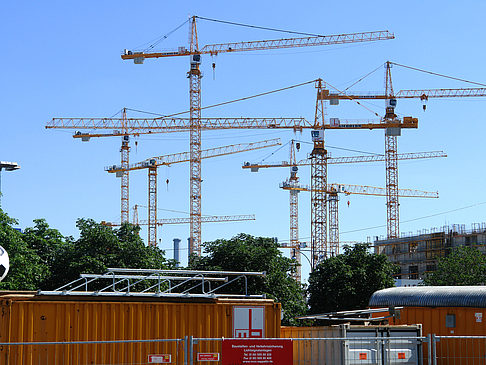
233, 306, 265, 338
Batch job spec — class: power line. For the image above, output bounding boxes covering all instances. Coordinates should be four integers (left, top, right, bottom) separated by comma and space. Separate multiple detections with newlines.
340, 201, 486, 235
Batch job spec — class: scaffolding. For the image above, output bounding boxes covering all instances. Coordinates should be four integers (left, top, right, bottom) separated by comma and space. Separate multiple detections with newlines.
374, 223, 486, 280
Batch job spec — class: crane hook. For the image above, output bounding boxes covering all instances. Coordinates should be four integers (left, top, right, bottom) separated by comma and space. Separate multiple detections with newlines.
420, 94, 428, 112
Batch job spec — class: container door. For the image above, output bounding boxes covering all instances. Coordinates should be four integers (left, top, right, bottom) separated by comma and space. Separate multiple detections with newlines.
344, 331, 381, 365
382, 330, 420, 365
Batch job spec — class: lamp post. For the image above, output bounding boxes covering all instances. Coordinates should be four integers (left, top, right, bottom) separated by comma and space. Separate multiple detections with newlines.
0, 161, 20, 208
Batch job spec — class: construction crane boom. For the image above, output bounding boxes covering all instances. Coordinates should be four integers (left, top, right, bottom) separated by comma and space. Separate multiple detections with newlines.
121, 30, 395, 60
106, 139, 282, 173
280, 181, 439, 198
104, 214, 256, 227
318, 87, 486, 100
242, 150, 447, 170
47, 116, 417, 133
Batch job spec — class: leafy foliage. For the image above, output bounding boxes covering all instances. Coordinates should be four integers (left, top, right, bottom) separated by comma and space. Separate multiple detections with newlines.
189, 233, 307, 325
423, 246, 486, 286
45, 219, 174, 289
0, 211, 49, 290
0, 211, 173, 290
307, 243, 397, 314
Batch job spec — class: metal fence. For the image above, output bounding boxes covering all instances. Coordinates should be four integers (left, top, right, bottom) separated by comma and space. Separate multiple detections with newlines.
2, 335, 485, 365
432, 335, 486, 365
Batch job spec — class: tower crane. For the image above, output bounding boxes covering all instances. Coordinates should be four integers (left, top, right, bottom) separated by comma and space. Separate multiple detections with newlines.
306, 79, 420, 269
280, 180, 438, 281
120, 15, 395, 255
243, 139, 445, 280
106, 139, 281, 246
46, 112, 415, 257
317, 61, 486, 239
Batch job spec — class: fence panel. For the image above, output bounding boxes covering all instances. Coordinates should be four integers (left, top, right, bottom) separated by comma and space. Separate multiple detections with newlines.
0, 338, 184, 365
191, 337, 425, 365
434, 336, 486, 365
0, 335, 427, 365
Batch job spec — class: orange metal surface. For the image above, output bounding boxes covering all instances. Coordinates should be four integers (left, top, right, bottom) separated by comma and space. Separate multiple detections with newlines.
384, 307, 486, 365
388, 306, 486, 336
0, 293, 280, 364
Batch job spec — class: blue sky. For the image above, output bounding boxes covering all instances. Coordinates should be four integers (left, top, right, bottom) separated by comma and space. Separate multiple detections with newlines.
2, 1, 486, 281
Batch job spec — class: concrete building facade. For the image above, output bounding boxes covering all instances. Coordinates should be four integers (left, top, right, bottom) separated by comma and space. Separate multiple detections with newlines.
374, 223, 486, 280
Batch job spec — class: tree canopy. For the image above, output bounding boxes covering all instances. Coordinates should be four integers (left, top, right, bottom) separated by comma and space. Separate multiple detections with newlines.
189, 233, 307, 325
0, 211, 173, 290
423, 246, 486, 286
0, 211, 49, 290
307, 243, 397, 314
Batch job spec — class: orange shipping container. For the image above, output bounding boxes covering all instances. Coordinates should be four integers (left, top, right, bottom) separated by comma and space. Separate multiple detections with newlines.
370, 286, 486, 365
0, 292, 281, 364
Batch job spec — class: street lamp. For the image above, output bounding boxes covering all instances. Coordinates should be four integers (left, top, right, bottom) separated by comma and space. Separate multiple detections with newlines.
0, 161, 20, 208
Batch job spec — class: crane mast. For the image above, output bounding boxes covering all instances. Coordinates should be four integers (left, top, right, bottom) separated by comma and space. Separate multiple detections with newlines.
310, 79, 328, 269
287, 140, 301, 282
188, 17, 203, 254
120, 108, 130, 223
384, 61, 400, 238
328, 189, 339, 256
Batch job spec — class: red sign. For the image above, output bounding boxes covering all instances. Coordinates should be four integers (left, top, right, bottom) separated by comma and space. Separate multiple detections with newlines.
197, 353, 220, 361
222, 339, 292, 365
359, 353, 367, 360
398, 352, 406, 359
148, 354, 171, 363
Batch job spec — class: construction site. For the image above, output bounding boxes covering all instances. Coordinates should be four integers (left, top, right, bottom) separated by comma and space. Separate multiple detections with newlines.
39, 15, 485, 283
3, 3, 486, 364
375, 222, 486, 283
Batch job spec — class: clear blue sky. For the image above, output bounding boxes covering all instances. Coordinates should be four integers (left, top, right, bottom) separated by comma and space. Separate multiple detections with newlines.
2, 1, 486, 282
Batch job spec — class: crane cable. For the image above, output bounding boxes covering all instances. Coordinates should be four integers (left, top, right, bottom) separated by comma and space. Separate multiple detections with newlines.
131, 19, 190, 52
321, 79, 382, 118
127, 79, 317, 118
342, 63, 384, 92
195, 16, 324, 37
391, 62, 486, 87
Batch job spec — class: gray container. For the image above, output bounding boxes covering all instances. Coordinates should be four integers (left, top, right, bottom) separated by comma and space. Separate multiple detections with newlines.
281, 324, 422, 365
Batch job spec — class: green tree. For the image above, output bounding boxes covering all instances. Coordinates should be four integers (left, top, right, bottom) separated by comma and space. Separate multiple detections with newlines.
22, 218, 66, 288
423, 246, 486, 286
307, 243, 397, 314
44, 218, 174, 289
0, 210, 49, 290
189, 233, 307, 325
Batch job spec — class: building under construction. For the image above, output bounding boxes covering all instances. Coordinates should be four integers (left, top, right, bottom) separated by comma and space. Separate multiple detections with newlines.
374, 223, 486, 281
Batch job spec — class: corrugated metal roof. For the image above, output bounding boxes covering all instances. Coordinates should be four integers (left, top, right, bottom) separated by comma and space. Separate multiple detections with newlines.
369, 286, 486, 308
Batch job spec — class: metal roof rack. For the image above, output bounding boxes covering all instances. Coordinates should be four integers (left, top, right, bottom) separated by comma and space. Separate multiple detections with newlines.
297, 307, 403, 322
37, 268, 267, 299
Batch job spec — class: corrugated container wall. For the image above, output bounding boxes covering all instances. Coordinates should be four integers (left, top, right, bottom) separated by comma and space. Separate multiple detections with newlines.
0, 293, 280, 365
281, 325, 422, 365
389, 307, 486, 336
